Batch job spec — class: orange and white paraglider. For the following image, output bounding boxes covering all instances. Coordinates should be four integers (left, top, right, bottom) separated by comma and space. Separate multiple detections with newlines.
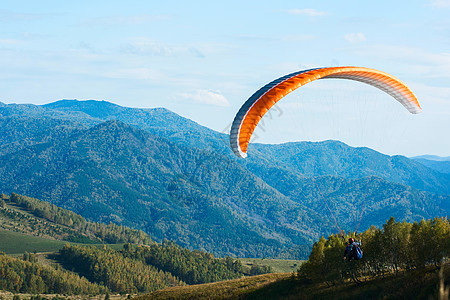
230, 66, 421, 158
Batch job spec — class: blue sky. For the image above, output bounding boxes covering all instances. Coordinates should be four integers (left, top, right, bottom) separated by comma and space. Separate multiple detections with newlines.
1, 0, 449, 156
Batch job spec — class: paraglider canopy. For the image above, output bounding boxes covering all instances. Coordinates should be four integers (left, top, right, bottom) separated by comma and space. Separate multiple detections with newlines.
230, 66, 421, 158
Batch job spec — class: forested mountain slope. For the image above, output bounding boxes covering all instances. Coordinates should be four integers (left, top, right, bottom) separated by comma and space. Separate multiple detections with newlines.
0, 100, 448, 258
0, 120, 321, 257
247, 141, 450, 195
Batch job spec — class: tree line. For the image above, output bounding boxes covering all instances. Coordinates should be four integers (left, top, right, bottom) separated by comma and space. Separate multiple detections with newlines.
3, 193, 152, 245
0, 251, 106, 295
58, 242, 271, 292
299, 216, 450, 284
121, 240, 246, 285
0, 241, 273, 296
58, 244, 183, 294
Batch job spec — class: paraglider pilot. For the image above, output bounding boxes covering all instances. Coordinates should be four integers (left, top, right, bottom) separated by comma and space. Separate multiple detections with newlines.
344, 238, 363, 261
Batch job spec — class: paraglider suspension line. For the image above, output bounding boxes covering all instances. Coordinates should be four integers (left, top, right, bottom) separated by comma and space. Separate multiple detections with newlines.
313, 178, 342, 233
355, 176, 370, 233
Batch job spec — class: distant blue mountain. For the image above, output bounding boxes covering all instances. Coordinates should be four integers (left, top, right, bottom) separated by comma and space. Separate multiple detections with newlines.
411, 155, 450, 161
411, 156, 450, 174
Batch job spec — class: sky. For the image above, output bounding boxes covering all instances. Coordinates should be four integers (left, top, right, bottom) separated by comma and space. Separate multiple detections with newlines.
1, 0, 449, 157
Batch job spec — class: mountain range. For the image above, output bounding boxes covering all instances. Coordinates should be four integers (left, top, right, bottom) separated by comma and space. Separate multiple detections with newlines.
411, 155, 450, 175
0, 99, 449, 258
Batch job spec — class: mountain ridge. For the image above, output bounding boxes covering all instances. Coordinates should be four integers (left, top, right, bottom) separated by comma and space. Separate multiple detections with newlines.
411, 155, 450, 161
39, 100, 450, 195
0, 99, 448, 258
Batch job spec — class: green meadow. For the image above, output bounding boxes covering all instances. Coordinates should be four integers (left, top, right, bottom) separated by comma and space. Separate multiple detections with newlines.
0, 229, 67, 254
0, 229, 125, 254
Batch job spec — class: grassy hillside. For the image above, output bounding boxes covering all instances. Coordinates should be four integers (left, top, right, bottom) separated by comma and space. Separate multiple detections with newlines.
137, 264, 450, 300
0, 193, 278, 296
239, 258, 303, 273
0, 193, 153, 245
0, 229, 126, 255
137, 273, 291, 300
0, 230, 68, 254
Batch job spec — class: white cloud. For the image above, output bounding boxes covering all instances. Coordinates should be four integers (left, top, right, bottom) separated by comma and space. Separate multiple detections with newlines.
280, 35, 317, 42
103, 68, 166, 81
179, 90, 229, 107
119, 38, 206, 58
235, 34, 315, 42
344, 33, 366, 43
429, 0, 450, 7
348, 44, 450, 78
0, 38, 27, 45
284, 8, 330, 17
84, 14, 172, 26
0, 10, 54, 22
77, 41, 96, 53
120, 39, 173, 56
189, 47, 205, 58
411, 82, 450, 107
